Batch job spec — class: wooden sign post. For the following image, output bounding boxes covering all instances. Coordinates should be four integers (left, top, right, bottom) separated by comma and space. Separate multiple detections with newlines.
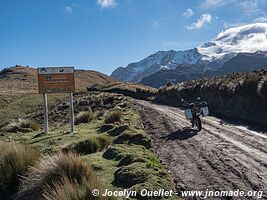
37, 67, 75, 134
43, 93, 49, 133
69, 92, 75, 133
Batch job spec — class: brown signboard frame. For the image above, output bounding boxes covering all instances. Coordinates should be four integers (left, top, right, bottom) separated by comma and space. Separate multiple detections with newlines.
37, 67, 75, 94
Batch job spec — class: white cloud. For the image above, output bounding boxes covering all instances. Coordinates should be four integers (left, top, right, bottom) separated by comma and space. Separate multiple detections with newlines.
202, 0, 262, 14
202, 0, 229, 7
64, 6, 73, 14
223, 22, 246, 29
97, 0, 116, 8
198, 23, 267, 60
215, 23, 267, 52
182, 9, 194, 18
254, 17, 267, 23
240, 0, 260, 15
186, 13, 212, 30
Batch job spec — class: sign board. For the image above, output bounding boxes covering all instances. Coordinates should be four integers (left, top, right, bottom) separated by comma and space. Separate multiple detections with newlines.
37, 67, 75, 94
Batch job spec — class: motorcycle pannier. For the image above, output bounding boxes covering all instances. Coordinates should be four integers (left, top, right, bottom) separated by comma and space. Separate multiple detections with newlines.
202, 106, 209, 116
185, 109, 193, 119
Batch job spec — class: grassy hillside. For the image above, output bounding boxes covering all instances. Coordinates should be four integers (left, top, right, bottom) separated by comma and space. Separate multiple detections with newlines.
0, 91, 177, 200
156, 69, 267, 126
91, 69, 267, 127
88, 82, 157, 101
0, 66, 115, 94
0, 66, 116, 126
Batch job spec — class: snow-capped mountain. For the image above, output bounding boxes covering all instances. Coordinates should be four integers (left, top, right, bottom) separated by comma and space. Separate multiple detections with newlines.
140, 51, 267, 88
111, 49, 203, 82
111, 23, 267, 82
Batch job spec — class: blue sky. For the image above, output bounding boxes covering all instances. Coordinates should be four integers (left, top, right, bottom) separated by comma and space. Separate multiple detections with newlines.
1, 0, 267, 75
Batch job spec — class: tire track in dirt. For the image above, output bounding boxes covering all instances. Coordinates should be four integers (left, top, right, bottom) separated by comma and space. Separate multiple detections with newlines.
135, 100, 267, 200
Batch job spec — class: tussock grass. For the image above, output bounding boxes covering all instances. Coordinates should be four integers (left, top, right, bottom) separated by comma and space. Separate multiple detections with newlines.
20, 119, 40, 131
0, 92, 178, 199
1, 119, 40, 133
15, 152, 106, 200
103, 144, 157, 167
112, 161, 173, 199
74, 111, 94, 125
104, 110, 122, 124
1, 122, 20, 132
113, 162, 149, 188
63, 135, 111, 155
43, 176, 110, 200
0, 143, 39, 199
94, 109, 106, 119
114, 130, 151, 149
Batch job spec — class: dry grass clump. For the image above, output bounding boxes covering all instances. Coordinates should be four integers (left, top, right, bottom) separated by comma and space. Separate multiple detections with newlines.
74, 111, 94, 125
0, 143, 39, 199
15, 153, 107, 200
20, 119, 40, 131
43, 176, 109, 200
63, 135, 111, 155
1, 119, 40, 133
1, 122, 20, 132
104, 110, 122, 124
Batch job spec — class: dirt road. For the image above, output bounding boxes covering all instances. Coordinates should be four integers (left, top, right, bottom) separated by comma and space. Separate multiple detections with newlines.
135, 100, 267, 199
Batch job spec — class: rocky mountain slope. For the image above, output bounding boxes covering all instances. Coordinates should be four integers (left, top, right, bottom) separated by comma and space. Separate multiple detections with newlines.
111, 49, 203, 82
217, 51, 267, 74
111, 23, 267, 86
141, 51, 267, 87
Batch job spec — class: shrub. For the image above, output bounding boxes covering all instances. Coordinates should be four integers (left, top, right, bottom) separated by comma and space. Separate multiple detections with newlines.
74, 111, 94, 125
257, 77, 267, 98
0, 67, 11, 75
166, 81, 174, 87
0, 143, 39, 199
104, 110, 122, 124
20, 119, 40, 131
94, 109, 105, 119
15, 153, 106, 200
63, 135, 111, 155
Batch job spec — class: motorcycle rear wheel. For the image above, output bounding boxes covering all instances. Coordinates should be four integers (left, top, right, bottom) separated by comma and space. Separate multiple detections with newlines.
195, 116, 202, 131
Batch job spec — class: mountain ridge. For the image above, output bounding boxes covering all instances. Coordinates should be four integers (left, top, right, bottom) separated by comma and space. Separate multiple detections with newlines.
140, 51, 267, 88
111, 23, 267, 85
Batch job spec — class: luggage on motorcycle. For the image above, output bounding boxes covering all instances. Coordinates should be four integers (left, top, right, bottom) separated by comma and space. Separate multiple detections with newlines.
185, 109, 193, 119
202, 106, 209, 116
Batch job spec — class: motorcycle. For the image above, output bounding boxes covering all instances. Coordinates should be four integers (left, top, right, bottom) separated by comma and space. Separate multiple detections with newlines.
181, 97, 209, 132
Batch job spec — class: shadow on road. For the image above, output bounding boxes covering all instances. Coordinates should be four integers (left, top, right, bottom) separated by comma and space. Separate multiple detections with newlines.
162, 127, 198, 141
